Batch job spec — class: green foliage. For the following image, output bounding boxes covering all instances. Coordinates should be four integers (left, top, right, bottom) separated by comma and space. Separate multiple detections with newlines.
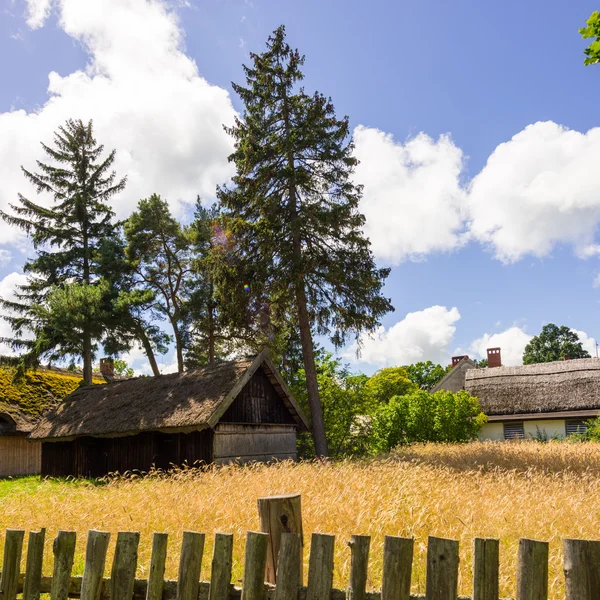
404, 361, 451, 390
290, 353, 374, 458
580, 11, 600, 65
371, 389, 487, 452
364, 367, 417, 403
473, 358, 488, 368
523, 323, 591, 365
113, 359, 134, 378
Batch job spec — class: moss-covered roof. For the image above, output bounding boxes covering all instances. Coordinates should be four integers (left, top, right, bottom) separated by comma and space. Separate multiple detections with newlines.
0, 367, 105, 431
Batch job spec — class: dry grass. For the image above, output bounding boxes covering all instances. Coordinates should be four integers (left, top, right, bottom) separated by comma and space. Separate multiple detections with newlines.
2, 441, 600, 598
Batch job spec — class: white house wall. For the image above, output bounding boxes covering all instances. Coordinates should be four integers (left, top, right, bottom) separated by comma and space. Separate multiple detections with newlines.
479, 419, 567, 441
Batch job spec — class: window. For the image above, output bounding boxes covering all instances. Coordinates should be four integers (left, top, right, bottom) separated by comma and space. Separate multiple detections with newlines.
566, 419, 589, 436
503, 422, 524, 440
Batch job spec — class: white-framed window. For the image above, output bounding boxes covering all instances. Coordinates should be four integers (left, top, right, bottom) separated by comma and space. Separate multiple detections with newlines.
503, 422, 524, 439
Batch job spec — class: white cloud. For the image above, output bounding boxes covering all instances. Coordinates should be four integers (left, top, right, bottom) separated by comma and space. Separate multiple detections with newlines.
353, 126, 467, 264
571, 329, 597, 358
469, 327, 533, 366
343, 305, 461, 368
122, 345, 179, 376
24, 0, 51, 29
467, 122, 600, 263
0, 0, 236, 247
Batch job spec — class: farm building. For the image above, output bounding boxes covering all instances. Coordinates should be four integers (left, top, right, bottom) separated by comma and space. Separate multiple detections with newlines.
466, 357, 600, 441
431, 355, 477, 393
0, 366, 105, 477
29, 350, 310, 477
0, 410, 40, 477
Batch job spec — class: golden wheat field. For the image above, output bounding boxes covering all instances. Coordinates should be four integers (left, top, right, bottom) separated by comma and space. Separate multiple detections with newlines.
2, 441, 600, 598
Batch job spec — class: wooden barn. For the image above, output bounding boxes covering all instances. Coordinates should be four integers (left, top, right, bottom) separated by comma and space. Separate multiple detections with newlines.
0, 410, 41, 477
29, 351, 310, 477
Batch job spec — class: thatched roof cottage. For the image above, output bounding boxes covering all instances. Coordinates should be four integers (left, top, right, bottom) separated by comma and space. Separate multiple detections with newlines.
30, 350, 310, 477
466, 358, 600, 440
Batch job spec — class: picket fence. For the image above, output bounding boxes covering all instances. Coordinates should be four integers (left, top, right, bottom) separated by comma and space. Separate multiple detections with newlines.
0, 528, 598, 600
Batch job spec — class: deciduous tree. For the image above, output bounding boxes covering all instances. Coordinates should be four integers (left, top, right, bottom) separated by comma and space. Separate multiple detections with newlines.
523, 323, 591, 364
581, 11, 600, 65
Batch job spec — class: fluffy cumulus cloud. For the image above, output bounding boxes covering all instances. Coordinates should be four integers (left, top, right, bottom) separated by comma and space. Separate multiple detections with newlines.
353, 126, 467, 264
469, 325, 597, 366
469, 327, 533, 366
467, 122, 600, 263
354, 121, 600, 269
343, 305, 461, 368
0, 0, 236, 248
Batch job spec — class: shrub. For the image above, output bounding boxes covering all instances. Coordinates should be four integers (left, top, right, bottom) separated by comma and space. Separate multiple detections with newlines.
371, 389, 487, 452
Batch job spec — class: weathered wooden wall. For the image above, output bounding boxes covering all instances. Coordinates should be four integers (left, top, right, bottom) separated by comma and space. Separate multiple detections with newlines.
213, 424, 297, 464
221, 369, 296, 425
0, 436, 41, 477
41, 430, 213, 478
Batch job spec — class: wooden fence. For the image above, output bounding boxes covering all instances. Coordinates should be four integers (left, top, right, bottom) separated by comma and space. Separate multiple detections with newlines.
0, 528, 598, 600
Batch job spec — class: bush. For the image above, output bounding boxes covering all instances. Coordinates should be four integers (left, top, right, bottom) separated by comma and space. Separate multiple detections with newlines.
371, 389, 487, 452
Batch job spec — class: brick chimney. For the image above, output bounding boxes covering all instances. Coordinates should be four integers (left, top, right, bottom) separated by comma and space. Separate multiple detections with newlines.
99, 357, 115, 382
451, 355, 469, 368
487, 347, 502, 368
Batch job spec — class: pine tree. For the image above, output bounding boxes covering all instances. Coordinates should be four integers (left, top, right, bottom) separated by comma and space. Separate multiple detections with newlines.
0, 119, 126, 383
218, 26, 393, 456
124, 194, 192, 373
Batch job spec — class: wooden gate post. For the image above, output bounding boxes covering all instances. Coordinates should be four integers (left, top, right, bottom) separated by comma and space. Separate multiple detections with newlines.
257, 494, 303, 585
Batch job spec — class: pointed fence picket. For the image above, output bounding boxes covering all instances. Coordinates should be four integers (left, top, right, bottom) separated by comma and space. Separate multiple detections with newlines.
0, 526, 596, 599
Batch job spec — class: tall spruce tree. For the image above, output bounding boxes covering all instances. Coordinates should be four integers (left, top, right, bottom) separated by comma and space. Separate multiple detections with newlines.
0, 119, 126, 383
218, 26, 393, 456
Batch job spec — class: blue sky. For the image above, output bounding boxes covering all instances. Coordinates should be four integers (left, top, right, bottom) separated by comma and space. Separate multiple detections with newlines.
1, 0, 600, 374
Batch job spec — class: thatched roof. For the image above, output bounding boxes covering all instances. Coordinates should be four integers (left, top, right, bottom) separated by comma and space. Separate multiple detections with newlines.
0, 409, 37, 434
465, 358, 600, 416
30, 350, 310, 441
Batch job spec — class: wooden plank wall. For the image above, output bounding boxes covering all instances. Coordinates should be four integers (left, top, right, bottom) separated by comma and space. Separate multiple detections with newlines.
213, 423, 297, 464
0, 437, 41, 477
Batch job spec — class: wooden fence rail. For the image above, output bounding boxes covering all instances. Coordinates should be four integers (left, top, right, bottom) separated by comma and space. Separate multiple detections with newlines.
0, 529, 598, 600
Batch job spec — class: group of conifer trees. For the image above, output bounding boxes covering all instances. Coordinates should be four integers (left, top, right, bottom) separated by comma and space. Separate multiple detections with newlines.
0, 27, 393, 456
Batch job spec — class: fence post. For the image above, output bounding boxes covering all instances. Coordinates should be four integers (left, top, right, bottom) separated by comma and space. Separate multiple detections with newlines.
275, 533, 301, 600
347, 535, 370, 600
563, 539, 600, 600
176, 532, 205, 600
306, 533, 335, 600
473, 538, 499, 600
50, 531, 76, 600
110, 532, 140, 600
146, 533, 168, 600
80, 530, 110, 600
257, 494, 303, 585
209, 533, 234, 600
381, 536, 413, 600
516, 539, 548, 600
241, 531, 269, 600
425, 536, 459, 600
23, 529, 46, 600
0, 529, 25, 600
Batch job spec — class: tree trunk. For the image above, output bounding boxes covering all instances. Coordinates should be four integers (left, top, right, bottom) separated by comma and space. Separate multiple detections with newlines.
170, 318, 185, 373
295, 283, 329, 458
208, 292, 215, 366
82, 330, 93, 385
135, 323, 161, 377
